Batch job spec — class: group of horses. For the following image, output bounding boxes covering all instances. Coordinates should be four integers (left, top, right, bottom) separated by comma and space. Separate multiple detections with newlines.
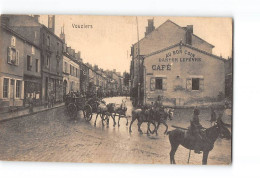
94, 99, 174, 135
92, 99, 232, 165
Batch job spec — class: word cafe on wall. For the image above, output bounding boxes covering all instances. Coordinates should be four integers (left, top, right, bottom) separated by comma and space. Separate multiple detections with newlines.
143, 42, 226, 107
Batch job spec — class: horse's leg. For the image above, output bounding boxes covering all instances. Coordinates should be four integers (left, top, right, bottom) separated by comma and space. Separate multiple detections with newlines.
129, 116, 136, 133
146, 122, 150, 135
118, 114, 121, 127
202, 151, 209, 165
101, 113, 105, 126
94, 112, 99, 126
112, 113, 116, 127
137, 121, 143, 134
170, 144, 179, 164
125, 116, 129, 126
155, 122, 161, 136
161, 121, 168, 135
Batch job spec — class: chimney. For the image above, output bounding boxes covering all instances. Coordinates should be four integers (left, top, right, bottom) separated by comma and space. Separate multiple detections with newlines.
33, 15, 40, 23
145, 19, 155, 36
48, 15, 55, 33
60, 25, 65, 43
185, 25, 193, 45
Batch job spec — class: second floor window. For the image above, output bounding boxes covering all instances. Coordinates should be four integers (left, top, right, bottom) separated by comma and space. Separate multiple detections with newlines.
47, 36, 50, 47
27, 55, 32, 71
7, 47, 19, 65
46, 56, 50, 68
36, 59, 39, 72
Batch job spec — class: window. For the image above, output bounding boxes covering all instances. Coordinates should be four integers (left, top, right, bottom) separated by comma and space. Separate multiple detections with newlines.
11, 36, 16, 47
57, 42, 59, 55
36, 59, 39, 72
76, 68, 78, 77
47, 35, 50, 47
7, 47, 19, 65
32, 46, 35, 54
192, 78, 200, 90
16, 80, 21, 98
43, 33, 45, 44
3, 78, 9, 98
70, 65, 72, 75
155, 78, 163, 90
46, 56, 50, 68
150, 77, 167, 91
186, 77, 204, 91
27, 55, 32, 71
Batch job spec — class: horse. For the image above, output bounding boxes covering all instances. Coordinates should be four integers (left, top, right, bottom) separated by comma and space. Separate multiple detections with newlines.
94, 100, 116, 127
113, 99, 128, 126
148, 107, 174, 135
129, 107, 157, 134
167, 119, 231, 165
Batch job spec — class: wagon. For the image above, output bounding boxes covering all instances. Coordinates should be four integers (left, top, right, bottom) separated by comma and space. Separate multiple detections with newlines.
65, 95, 92, 121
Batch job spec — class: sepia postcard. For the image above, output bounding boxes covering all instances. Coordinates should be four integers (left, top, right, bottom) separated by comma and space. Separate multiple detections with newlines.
0, 15, 232, 165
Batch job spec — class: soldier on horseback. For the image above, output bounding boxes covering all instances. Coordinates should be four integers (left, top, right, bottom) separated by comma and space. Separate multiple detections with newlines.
189, 107, 203, 154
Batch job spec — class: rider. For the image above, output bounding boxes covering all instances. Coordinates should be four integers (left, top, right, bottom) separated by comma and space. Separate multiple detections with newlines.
190, 107, 203, 154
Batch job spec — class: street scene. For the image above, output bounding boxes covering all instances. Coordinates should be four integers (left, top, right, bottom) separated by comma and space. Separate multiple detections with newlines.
0, 96, 231, 165
0, 15, 232, 165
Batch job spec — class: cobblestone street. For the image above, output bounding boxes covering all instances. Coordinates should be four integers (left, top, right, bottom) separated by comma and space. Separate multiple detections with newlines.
0, 97, 231, 165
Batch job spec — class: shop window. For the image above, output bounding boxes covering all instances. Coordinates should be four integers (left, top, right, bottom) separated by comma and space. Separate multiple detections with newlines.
16, 80, 21, 98
27, 55, 32, 71
7, 47, 19, 65
3, 78, 9, 98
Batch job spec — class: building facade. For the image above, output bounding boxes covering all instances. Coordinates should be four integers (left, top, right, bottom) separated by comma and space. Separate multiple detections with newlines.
0, 24, 25, 111
62, 53, 80, 95
143, 42, 225, 107
130, 19, 215, 104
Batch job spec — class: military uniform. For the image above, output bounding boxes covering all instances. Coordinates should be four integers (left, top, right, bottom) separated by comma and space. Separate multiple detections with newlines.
190, 107, 203, 154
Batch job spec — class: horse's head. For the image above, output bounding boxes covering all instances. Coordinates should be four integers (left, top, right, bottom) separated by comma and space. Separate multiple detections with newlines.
216, 119, 231, 140
120, 99, 127, 112
164, 108, 174, 120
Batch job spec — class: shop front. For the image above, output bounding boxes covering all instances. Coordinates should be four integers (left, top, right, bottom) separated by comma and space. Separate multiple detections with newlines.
24, 76, 41, 106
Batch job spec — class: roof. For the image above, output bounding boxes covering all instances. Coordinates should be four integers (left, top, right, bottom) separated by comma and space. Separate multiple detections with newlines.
144, 41, 226, 62
133, 19, 214, 48
1, 23, 41, 49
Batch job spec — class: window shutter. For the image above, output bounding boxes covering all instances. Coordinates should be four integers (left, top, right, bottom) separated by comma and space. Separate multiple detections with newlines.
7, 47, 11, 63
16, 50, 19, 65
162, 77, 167, 91
200, 78, 204, 91
150, 77, 155, 91
186, 78, 192, 91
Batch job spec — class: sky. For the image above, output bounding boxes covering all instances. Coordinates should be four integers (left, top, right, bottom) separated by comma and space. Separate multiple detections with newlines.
39, 15, 232, 74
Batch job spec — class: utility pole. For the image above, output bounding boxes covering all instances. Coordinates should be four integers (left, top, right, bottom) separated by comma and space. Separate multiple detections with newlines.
136, 16, 140, 106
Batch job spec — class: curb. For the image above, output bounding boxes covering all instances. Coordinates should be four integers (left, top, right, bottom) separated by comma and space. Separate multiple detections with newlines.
0, 104, 65, 123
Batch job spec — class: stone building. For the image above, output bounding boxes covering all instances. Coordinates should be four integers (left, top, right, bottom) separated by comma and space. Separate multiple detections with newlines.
130, 19, 215, 104
2, 15, 64, 103
143, 42, 225, 107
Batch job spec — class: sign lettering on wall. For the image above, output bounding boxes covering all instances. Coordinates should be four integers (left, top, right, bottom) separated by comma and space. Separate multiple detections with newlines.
151, 49, 202, 71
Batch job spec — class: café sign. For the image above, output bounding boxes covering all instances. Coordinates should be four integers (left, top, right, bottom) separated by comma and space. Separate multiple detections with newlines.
151, 49, 202, 71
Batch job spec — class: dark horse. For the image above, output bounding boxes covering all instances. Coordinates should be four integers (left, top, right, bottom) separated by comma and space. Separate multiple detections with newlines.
167, 119, 231, 165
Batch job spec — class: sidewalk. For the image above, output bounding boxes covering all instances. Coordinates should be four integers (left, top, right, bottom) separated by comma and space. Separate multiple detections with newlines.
0, 103, 65, 122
